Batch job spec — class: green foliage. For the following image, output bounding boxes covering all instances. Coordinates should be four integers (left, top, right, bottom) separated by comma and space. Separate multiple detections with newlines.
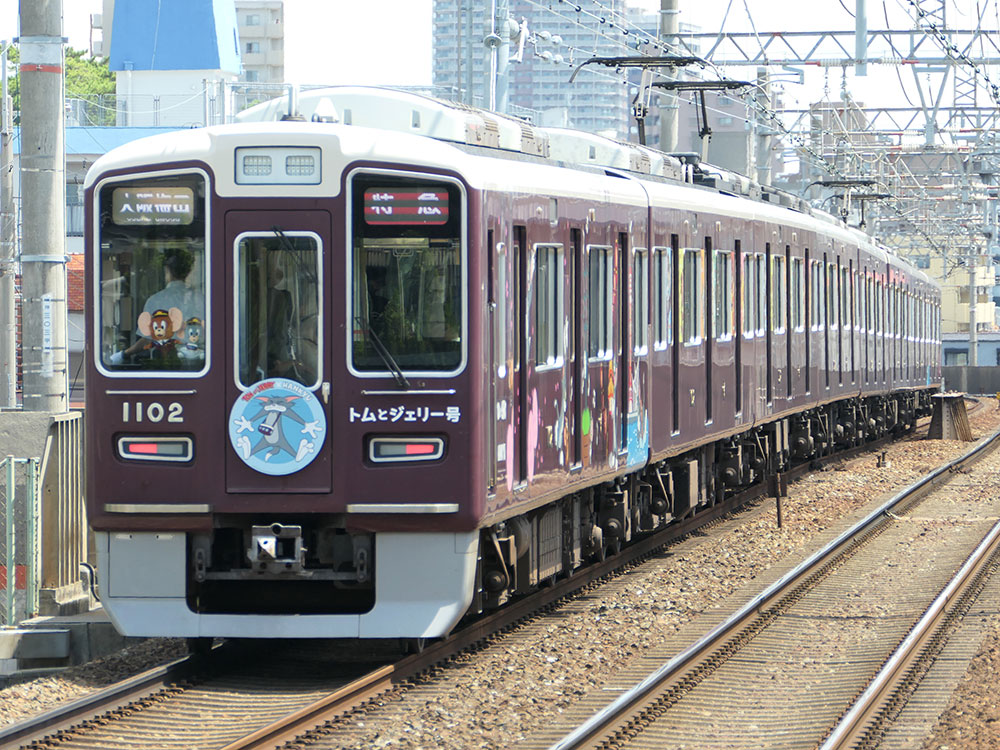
6, 46, 116, 125
66, 48, 115, 99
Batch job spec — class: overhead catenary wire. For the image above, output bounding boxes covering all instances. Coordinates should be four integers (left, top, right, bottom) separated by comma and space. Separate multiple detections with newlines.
476, 0, 963, 251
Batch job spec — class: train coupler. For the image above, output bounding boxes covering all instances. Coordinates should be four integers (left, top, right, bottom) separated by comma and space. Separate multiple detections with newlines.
248, 523, 306, 574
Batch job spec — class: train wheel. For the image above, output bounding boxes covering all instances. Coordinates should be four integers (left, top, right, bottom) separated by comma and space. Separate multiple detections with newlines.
401, 637, 428, 655
186, 637, 213, 659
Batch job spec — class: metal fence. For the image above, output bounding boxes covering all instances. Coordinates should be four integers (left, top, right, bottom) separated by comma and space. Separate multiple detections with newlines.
0, 455, 40, 627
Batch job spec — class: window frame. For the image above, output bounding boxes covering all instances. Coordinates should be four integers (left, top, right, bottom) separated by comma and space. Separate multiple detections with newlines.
741, 250, 754, 338
535, 243, 564, 369
772, 254, 787, 334
714, 248, 734, 341
633, 247, 649, 355
92, 167, 212, 380
652, 246, 672, 350
495, 241, 508, 376
791, 255, 805, 332
587, 244, 614, 361
233, 230, 324, 391
344, 168, 468, 380
755, 252, 767, 336
682, 247, 704, 346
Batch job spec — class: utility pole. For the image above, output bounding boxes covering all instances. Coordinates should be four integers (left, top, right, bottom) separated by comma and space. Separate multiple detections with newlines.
855, 0, 867, 76
485, 0, 515, 114
1, 44, 16, 407
755, 67, 772, 186
18, 0, 68, 412
658, 0, 679, 152
969, 257, 978, 366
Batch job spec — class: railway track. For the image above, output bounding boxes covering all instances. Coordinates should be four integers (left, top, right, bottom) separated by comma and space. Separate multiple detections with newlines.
0, 419, 985, 750
543, 424, 1000, 750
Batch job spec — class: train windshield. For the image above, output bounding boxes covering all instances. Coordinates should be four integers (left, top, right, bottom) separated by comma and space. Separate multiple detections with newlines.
236, 231, 321, 388
350, 175, 464, 375
95, 173, 208, 374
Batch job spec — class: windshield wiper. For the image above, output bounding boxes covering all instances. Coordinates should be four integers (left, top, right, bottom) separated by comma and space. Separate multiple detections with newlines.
271, 225, 317, 283
355, 316, 410, 389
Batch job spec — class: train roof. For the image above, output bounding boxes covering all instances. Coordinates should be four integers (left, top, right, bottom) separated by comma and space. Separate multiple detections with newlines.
89, 86, 934, 290
234, 86, 841, 215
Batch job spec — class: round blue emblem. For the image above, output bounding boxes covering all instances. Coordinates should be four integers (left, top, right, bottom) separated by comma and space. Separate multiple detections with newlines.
228, 378, 327, 476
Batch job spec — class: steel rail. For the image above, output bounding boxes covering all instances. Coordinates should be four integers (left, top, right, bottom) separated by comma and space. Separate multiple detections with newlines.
819, 517, 1000, 749
212, 430, 923, 749
0, 422, 939, 750
0, 654, 197, 750
547, 424, 1000, 750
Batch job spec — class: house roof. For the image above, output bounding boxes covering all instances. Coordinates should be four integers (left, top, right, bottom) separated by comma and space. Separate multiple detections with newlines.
13, 127, 188, 158
109, 0, 241, 74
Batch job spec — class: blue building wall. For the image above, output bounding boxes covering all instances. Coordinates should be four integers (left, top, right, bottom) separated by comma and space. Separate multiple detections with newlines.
109, 0, 241, 73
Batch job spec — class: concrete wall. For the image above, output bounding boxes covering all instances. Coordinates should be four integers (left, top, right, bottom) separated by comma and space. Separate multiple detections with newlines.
943, 366, 1000, 395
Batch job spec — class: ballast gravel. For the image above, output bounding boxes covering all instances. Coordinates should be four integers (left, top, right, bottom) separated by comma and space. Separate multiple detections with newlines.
2, 403, 1000, 748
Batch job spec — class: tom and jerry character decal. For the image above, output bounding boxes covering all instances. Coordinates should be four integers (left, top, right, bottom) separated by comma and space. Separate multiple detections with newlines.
228, 378, 327, 476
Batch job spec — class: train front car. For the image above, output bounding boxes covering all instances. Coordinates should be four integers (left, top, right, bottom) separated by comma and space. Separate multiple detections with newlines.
85, 122, 483, 639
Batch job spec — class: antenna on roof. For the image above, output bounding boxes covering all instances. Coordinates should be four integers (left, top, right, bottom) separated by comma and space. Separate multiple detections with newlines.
281, 84, 305, 122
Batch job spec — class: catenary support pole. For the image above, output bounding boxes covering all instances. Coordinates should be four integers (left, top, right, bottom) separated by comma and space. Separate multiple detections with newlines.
18, 0, 69, 412
658, 0, 679, 152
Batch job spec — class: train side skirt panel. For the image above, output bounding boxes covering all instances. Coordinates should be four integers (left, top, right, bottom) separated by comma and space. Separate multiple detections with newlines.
96, 531, 480, 638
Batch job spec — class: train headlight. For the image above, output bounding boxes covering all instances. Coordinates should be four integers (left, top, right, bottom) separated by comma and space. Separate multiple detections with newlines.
235, 147, 322, 185
285, 153, 316, 177
241, 154, 272, 176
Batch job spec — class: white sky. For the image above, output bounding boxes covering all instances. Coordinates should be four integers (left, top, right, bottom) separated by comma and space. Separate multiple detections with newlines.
0, 0, 993, 112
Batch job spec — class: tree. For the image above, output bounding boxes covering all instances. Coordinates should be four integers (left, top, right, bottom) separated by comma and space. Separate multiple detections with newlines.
7, 47, 116, 125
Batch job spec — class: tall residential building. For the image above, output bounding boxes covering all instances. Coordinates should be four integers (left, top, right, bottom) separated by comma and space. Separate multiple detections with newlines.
236, 1, 285, 85
432, 1, 657, 141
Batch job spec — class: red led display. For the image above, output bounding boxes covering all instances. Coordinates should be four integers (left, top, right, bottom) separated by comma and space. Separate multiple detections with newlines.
364, 188, 449, 225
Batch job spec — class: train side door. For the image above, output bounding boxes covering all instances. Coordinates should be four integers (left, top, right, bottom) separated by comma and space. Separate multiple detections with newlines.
768, 239, 788, 411
618, 232, 631, 458
223, 210, 332, 494
676, 234, 707, 438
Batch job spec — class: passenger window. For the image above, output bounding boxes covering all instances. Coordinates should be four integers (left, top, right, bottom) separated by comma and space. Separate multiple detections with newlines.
772, 255, 786, 333
535, 244, 563, 367
682, 248, 703, 344
96, 172, 208, 374
742, 251, 754, 337
588, 245, 612, 359
791, 256, 805, 331
714, 249, 734, 340
827, 263, 837, 330
653, 246, 671, 349
633, 249, 649, 354
840, 266, 849, 329
809, 259, 823, 331
496, 243, 507, 373
236, 232, 320, 388
755, 253, 766, 335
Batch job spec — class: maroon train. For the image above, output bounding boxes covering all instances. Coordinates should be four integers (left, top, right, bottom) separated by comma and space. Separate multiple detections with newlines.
84, 87, 941, 640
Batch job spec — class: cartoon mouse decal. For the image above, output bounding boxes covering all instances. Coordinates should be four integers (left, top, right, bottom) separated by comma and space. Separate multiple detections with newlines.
137, 307, 184, 359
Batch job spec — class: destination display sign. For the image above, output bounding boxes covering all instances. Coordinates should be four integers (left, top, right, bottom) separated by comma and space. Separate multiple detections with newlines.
363, 188, 449, 226
112, 186, 195, 226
